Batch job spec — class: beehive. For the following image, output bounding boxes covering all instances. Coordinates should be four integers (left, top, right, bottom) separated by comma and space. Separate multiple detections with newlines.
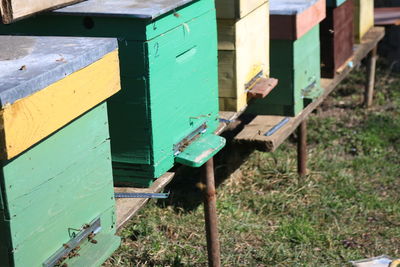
246, 0, 326, 116
354, 0, 374, 43
216, 0, 270, 111
320, 0, 354, 78
0, 0, 225, 187
0, 36, 121, 267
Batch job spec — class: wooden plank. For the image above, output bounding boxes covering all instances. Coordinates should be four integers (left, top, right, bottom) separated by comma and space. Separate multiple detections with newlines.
375, 7, 400, 26
0, 50, 120, 160
115, 172, 175, 230
235, 27, 385, 151
0, 0, 83, 24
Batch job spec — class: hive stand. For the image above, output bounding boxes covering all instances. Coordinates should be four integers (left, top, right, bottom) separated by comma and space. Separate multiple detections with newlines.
0, 36, 121, 267
235, 27, 385, 175
246, 0, 326, 116
0, 0, 225, 188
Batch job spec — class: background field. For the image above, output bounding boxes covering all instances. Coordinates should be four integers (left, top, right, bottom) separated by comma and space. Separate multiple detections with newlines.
105, 58, 400, 266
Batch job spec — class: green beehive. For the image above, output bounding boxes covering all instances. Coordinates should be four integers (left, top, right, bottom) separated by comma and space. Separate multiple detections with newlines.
246, 0, 326, 116
0, 0, 225, 187
0, 36, 121, 267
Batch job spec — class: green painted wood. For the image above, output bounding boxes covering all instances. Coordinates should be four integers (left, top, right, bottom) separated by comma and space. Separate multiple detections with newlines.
175, 134, 226, 167
246, 25, 322, 116
63, 231, 121, 267
0, 103, 119, 267
0, 0, 220, 185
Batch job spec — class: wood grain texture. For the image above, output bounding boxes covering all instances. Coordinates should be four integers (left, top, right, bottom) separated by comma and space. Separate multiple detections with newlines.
0, 0, 83, 24
270, 0, 326, 40
218, 3, 269, 111
0, 50, 120, 160
115, 172, 174, 229
215, 0, 267, 19
320, 0, 354, 78
354, 0, 374, 43
1, 103, 119, 267
235, 27, 385, 151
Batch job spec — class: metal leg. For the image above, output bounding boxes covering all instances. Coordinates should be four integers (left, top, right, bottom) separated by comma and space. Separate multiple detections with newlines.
297, 121, 307, 176
364, 46, 378, 108
202, 158, 221, 267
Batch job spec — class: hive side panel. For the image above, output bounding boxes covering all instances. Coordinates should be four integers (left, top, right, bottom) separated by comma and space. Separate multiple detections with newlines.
215, 0, 267, 19
147, 9, 219, 176
354, 0, 374, 43
2, 103, 116, 267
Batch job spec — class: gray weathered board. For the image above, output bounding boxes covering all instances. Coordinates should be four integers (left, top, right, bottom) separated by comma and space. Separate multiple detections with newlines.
235, 27, 385, 151
270, 0, 320, 15
0, 0, 84, 24
115, 172, 175, 229
0, 36, 117, 106
54, 0, 196, 19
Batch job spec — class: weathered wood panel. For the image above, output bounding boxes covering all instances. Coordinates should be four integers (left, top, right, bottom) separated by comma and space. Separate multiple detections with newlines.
0, 0, 83, 24
218, 2, 269, 111
354, 0, 374, 43
321, 0, 354, 78
1, 103, 119, 267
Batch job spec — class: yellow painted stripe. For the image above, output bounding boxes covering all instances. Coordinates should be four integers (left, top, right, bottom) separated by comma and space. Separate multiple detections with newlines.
1, 50, 121, 160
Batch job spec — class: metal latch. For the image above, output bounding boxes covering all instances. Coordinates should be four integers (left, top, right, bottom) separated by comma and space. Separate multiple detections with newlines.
43, 217, 101, 267
173, 123, 207, 156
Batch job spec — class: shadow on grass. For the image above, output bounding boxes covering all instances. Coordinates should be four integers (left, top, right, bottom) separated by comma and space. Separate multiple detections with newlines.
157, 114, 257, 212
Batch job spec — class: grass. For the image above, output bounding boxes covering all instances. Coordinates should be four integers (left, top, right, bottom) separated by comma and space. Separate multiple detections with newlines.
104, 59, 400, 266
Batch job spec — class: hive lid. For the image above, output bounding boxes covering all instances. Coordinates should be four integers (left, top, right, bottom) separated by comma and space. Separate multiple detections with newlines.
54, 0, 196, 19
0, 36, 117, 107
270, 0, 320, 15
270, 0, 326, 40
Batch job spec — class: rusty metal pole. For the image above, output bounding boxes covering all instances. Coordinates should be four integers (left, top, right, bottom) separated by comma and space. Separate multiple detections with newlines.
364, 46, 378, 108
202, 158, 221, 267
297, 120, 307, 176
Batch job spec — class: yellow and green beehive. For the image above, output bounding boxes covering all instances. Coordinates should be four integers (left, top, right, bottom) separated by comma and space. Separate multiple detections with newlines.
246, 0, 326, 116
354, 0, 374, 43
0, 0, 225, 187
216, 0, 270, 111
0, 36, 121, 267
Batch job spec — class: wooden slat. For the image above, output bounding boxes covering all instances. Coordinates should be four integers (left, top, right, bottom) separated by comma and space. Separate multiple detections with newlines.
375, 7, 400, 26
235, 27, 385, 151
115, 172, 175, 230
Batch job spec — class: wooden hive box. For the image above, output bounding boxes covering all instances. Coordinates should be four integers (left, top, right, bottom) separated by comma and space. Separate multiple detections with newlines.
216, 0, 270, 111
0, 0, 84, 24
246, 0, 326, 116
320, 0, 354, 78
0, 36, 121, 267
354, 0, 374, 43
0, 0, 225, 187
